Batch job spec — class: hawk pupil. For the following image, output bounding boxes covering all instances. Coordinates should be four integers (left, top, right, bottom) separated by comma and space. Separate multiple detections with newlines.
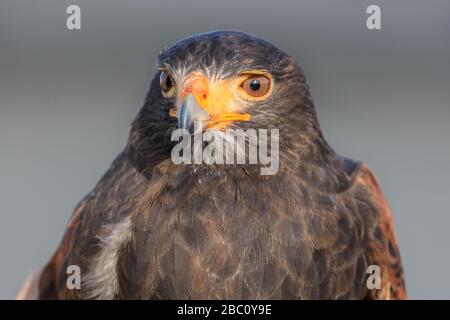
250, 80, 260, 91
166, 76, 172, 88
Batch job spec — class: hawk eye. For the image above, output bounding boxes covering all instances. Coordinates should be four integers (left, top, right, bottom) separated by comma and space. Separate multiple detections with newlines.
241, 75, 271, 98
160, 71, 176, 96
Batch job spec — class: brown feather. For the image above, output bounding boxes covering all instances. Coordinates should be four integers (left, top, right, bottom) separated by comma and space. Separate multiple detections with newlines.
356, 165, 407, 299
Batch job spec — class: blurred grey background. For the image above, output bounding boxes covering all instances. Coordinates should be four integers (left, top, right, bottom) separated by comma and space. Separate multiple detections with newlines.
1, 0, 449, 299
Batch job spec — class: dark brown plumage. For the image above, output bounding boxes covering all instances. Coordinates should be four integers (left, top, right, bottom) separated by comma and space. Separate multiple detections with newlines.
20, 31, 405, 300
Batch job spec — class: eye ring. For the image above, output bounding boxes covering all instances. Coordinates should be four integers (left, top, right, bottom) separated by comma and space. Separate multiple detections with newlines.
160, 71, 176, 96
240, 74, 272, 100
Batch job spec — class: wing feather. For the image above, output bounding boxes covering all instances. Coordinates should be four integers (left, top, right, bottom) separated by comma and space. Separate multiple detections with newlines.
356, 165, 406, 299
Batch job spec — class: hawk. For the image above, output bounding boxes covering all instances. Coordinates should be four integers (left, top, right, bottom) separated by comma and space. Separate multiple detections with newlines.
18, 31, 406, 300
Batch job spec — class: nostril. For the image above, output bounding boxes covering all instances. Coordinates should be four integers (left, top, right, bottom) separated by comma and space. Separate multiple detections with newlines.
202, 93, 207, 100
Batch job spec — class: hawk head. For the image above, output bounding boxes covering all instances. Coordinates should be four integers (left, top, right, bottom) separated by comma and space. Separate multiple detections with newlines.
129, 31, 331, 177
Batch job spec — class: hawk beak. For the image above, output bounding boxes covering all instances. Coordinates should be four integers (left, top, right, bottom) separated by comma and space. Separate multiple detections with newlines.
168, 72, 252, 131
175, 93, 211, 133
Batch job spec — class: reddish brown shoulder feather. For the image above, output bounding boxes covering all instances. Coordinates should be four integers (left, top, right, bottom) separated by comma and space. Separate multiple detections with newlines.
16, 200, 85, 300
356, 165, 407, 300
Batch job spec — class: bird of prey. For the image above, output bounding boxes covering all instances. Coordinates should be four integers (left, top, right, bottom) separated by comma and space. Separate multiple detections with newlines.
18, 31, 406, 300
